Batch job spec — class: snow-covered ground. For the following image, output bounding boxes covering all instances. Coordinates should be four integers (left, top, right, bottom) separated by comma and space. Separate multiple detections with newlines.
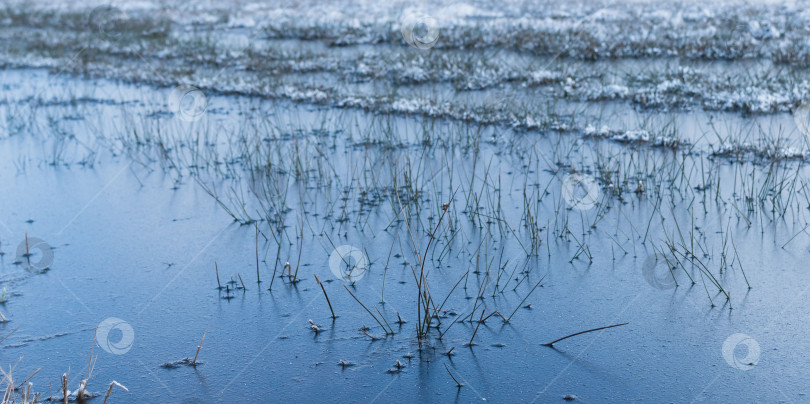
3, 0, 810, 158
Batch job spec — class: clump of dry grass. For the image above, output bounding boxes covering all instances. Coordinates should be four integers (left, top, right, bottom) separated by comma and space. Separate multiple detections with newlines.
0, 357, 42, 404
0, 354, 126, 404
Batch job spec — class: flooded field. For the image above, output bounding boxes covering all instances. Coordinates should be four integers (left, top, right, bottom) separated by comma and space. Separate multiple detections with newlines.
2, 0, 810, 402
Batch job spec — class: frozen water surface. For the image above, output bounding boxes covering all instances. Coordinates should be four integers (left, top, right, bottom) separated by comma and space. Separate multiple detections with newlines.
1, 1, 810, 402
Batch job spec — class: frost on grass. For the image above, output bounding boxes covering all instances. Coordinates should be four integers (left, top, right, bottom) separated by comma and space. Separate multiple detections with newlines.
2, 0, 810, 118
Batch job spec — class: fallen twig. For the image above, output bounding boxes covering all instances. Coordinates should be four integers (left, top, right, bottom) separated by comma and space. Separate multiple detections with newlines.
542, 323, 629, 347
